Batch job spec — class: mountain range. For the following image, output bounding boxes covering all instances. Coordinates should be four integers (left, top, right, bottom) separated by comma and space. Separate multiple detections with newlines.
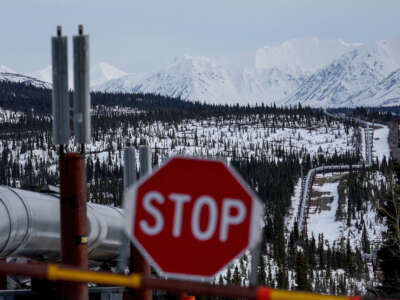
2, 37, 400, 107
0, 62, 126, 90
96, 37, 400, 107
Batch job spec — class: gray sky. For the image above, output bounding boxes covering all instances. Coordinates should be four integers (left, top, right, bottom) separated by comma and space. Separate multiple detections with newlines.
1, 0, 399, 74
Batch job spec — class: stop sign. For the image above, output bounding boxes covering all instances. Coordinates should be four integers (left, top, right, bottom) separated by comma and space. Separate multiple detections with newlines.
124, 157, 263, 280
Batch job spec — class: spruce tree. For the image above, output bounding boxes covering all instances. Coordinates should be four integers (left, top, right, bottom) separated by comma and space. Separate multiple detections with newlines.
376, 163, 400, 297
295, 252, 311, 291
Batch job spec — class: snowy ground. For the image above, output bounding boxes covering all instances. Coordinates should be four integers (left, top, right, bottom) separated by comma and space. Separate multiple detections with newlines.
286, 178, 303, 231
373, 124, 390, 163
307, 173, 342, 245
306, 173, 385, 251
0, 115, 358, 179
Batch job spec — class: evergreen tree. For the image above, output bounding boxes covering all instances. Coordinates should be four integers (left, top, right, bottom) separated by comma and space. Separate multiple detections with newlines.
361, 225, 371, 253
376, 163, 400, 297
295, 252, 311, 291
232, 266, 242, 286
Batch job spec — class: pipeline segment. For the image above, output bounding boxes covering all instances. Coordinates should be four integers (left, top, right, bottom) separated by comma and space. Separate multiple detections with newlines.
296, 113, 374, 233
0, 186, 123, 263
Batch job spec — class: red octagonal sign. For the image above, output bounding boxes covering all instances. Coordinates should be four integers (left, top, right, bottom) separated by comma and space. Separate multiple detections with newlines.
124, 157, 263, 280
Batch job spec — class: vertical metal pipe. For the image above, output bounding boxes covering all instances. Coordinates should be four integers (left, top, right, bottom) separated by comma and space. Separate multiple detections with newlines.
60, 153, 88, 300
139, 145, 152, 177
52, 26, 70, 145
73, 25, 91, 145
123, 146, 137, 190
250, 242, 260, 286
117, 146, 137, 273
127, 145, 152, 300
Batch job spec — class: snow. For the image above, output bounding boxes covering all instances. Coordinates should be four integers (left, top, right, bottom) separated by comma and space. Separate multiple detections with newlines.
347, 68, 400, 107
96, 37, 400, 107
305, 172, 386, 252
0, 65, 15, 73
0, 105, 388, 293
287, 178, 303, 231
307, 174, 341, 244
373, 124, 390, 163
0, 72, 51, 89
5, 36, 400, 107
91, 62, 127, 86
255, 37, 363, 76
26, 62, 127, 88
28, 65, 52, 84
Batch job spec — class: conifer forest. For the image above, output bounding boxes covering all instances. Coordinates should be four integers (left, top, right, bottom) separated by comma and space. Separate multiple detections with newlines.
0, 80, 399, 296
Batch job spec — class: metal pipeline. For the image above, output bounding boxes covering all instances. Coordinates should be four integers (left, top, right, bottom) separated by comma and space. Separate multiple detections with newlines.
0, 186, 124, 263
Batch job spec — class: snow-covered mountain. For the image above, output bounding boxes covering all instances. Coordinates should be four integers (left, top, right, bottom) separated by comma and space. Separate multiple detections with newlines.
91, 62, 127, 86
97, 56, 308, 105
100, 37, 400, 107
133, 56, 240, 103
92, 73, 145, 93
27, 62, 127, 88
285, 38, 400, 107
0, 72, 51, 89
0, 65, 15, 73
346, 68, 400, 107
255, 37, 363, 76
238, 67, 303, 104
97, 55, 241, 103
5, 37, 400, 107
29, 65, 52, 84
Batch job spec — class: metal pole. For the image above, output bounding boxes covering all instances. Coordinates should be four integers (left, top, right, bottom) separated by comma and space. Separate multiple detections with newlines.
51, 25, 70, 145
59, 153, 89, 300
250, 242, 261, 286
127, 146, 152, 300
0, 259, 6, 290
73, 25, 91, 145
1, 261, 393, 300
124, 146, 137, 190
139, 145, 152, 177
117, 146, 137, 273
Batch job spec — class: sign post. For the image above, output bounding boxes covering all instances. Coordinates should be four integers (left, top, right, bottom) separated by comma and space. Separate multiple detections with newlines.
124, 157, 263, 280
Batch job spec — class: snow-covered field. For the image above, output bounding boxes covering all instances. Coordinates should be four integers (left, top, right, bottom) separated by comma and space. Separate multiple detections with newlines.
307, 174, 341, 245
0, 113, 359, 179
373, 124, 390, 163
306, 173, 385, 250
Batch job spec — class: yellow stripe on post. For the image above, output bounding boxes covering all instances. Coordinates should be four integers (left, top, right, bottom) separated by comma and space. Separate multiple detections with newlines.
270, 290, 350, 300
47, 264, 142, 289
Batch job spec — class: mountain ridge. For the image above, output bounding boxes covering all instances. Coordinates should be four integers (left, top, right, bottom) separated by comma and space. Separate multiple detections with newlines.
4, 37, 400, 107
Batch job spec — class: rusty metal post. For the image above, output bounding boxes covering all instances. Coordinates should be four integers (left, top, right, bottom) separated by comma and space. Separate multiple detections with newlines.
59, 153, 89, 300
126, 146, 152, 300
0, 259, 6, 290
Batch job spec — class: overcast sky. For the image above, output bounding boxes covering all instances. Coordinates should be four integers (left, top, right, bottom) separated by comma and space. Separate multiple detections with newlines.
1, 0, 399, 74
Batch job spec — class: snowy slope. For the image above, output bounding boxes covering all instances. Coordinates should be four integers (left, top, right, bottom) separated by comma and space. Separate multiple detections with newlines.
29, 65, 52, 84
97, 59, 302, 104
91, 62, 127, 86
0, 72, 51, 89
307, 173, 386, 249
97, 37, 400, 107
28, 62, 127, 88
118, 55, 241, 104
92, 73, 145, 93
285, 38, 400, 107
255, 37, 363, 76
346, 69, 400, 106
238, 67, 303, 104
0, 65, 15, 73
